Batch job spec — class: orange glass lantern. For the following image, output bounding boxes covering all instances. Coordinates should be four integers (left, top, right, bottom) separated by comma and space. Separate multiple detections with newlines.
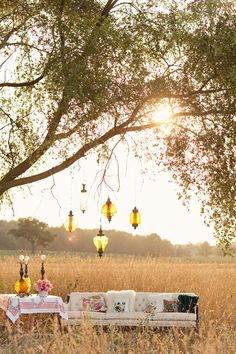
15, 279, 30, 295
101, 197, 117, 222
93, 227, 109, 257
130, 206, 141, 229
64, 210, 78, 232
80, 184, 88, 213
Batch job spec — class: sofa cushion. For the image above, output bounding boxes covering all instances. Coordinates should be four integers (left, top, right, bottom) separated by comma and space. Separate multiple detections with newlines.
152, 312, 196, 321
69, 292, 107, 311
67, 311, 106, 320
106, 290, 136, 312
106, 312, 151, 320
134, 292, 150, 312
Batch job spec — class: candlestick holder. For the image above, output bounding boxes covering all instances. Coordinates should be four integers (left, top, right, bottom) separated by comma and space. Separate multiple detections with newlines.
41, 254, 46, 279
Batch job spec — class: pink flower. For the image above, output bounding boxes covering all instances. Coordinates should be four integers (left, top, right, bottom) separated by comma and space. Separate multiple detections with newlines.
34, 279, 53, 293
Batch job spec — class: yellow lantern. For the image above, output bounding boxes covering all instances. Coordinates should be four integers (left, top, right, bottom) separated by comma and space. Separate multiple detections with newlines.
64, 210, 78, 232
93, 227, 109, 257
101, 197, 117, 222
15, 279, 30, 295
80, 184, 88, 213
130, 206, 141, 229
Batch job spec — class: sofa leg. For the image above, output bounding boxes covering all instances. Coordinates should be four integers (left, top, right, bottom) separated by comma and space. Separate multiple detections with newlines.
195, 304, 200, 331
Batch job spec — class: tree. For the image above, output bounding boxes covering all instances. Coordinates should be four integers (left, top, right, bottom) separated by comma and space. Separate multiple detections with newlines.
9, 217, 56, 254
0, 0, 235, 249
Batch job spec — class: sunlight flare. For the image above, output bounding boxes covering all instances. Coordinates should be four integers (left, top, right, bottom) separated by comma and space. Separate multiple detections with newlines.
151, 104, 173, 123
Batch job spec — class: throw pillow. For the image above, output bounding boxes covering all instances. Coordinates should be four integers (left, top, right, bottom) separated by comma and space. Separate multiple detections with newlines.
82, 295, 107, 312
163, 300, 179, 313
113, 298, 129, 313
106, 290, 136, 312
144, 303, 156, 313
178, 295, 199, 313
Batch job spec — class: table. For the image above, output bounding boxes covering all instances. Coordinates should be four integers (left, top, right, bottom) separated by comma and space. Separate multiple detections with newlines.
0, 294, 68, 323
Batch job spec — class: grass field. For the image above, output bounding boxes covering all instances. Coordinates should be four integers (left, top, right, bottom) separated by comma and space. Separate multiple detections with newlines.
0, 253, 235, 353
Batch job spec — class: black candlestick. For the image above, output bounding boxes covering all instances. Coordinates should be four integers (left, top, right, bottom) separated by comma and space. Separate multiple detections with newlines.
41, 262, 45, 279
20, 263, 24, 280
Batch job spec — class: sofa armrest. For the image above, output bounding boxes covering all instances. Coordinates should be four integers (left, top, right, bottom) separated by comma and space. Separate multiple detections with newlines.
64, 302, 70, 311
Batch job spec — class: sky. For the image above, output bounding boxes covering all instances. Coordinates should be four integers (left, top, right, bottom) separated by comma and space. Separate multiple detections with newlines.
1, 151, 215, 246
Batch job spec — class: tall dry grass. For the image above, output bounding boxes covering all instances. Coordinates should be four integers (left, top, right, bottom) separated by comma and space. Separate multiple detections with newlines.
0, 253, 235, 353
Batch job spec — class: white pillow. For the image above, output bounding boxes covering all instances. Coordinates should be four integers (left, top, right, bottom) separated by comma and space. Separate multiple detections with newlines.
113, 298, 129, 312
106, 290, 136, 312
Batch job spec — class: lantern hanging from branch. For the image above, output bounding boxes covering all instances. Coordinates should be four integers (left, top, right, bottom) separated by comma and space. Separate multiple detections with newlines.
101, 197, 117, 222
80, 183, 88, 213
93, 227, 109, 258
64, 210, 78, 232
130, 206, 141, 229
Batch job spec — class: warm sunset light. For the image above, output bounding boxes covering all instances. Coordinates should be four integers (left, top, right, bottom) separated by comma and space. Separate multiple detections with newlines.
0, 1, 235, 351
151, 104, 173, 124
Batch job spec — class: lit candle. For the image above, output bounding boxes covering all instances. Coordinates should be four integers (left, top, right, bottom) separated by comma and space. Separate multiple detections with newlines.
41, 254, 46, 262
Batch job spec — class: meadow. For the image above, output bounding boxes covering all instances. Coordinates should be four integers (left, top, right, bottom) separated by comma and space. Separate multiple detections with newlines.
0, 253, 235, 353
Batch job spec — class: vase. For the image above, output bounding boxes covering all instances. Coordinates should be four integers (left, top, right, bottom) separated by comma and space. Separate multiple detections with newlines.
39, 290, 48, 297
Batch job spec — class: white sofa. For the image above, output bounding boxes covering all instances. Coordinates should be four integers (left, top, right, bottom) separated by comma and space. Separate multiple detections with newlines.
64, 291, 199, 328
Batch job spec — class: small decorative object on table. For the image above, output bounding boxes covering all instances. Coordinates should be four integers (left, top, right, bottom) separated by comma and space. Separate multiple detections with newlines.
24, 255, 31, 292
15, 255, 31, 297
34, 254, 53, 297
34, 278, 53, 297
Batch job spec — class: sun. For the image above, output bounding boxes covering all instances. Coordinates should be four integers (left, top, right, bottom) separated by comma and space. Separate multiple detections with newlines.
151, 103, 172, 123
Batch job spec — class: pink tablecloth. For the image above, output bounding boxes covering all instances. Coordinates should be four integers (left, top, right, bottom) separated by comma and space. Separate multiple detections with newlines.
0, 294, 68, 323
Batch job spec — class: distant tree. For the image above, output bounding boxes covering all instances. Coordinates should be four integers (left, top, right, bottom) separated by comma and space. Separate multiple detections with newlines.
198, 241, 212, 257
9, 217, 56, 254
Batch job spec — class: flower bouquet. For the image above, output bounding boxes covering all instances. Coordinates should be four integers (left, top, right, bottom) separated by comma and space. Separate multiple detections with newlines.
34, 279, 53, 297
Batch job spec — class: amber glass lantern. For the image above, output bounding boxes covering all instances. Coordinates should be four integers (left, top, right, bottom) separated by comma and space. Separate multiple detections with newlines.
80, 183, 88, 213
130, 206, 141, 229
15, 279, 30, 295
93, 227, 109, 257
64, 210, 78, 232
101, 197, 117, 222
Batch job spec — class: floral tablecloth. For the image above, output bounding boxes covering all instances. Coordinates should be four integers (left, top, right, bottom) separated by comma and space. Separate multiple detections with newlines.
0, 294, 68, 323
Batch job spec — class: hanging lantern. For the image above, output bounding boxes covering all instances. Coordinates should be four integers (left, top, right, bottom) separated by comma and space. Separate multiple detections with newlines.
64, 210, 78, 232
80, 183, 88, 213
93, 227, 109, 257
130, 206, 141, 229
101, 197, 117, 222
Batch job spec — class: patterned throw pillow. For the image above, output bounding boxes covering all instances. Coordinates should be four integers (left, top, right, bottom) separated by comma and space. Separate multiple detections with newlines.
163, 300, 179, 312
113, 298, 129, 312
82, 295, 107, 312
144, 303, 156, 313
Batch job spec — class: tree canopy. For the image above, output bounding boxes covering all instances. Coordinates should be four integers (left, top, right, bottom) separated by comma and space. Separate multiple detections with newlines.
0, 0, 235, 250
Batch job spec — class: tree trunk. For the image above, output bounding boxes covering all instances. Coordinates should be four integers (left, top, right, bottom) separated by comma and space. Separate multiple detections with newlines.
31, 240, 36, 254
